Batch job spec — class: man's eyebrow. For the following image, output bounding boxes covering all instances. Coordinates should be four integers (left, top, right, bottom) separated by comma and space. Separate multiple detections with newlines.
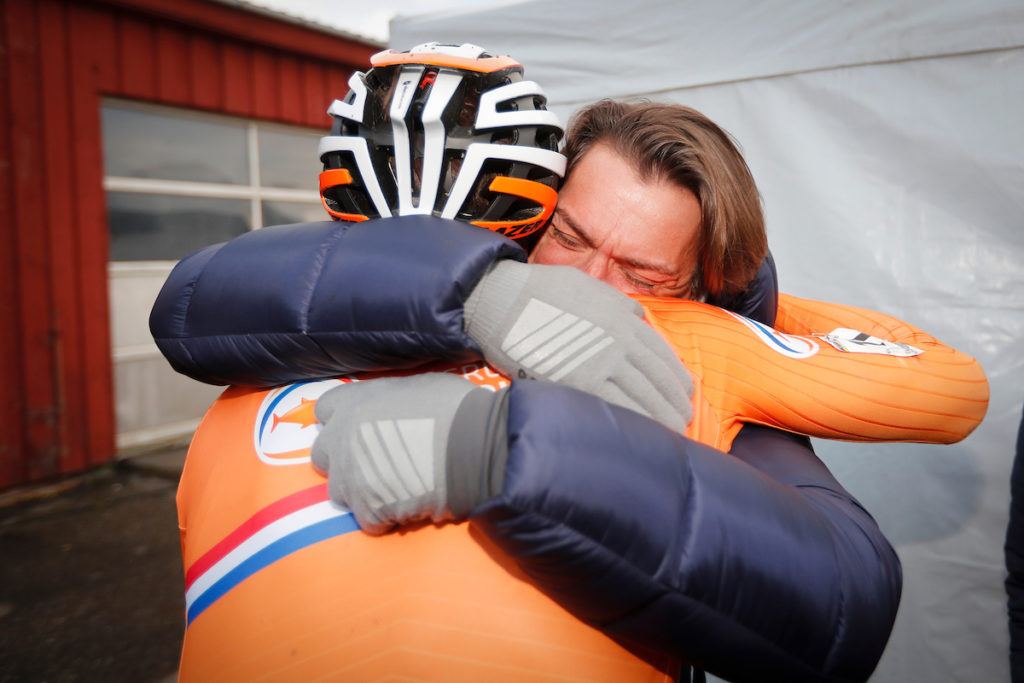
620, 255, 678, 278
554, 208, 597, 249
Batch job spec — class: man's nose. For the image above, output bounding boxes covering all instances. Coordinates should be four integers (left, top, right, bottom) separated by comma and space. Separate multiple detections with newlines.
579, 254, 612, 285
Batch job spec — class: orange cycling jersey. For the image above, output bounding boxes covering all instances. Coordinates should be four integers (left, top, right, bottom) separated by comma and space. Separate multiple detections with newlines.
177, 362, 679, 682
177, 295, 987, 680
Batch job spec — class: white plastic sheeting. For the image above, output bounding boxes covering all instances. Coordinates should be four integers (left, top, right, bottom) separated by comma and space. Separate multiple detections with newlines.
393, 2, 1024, 681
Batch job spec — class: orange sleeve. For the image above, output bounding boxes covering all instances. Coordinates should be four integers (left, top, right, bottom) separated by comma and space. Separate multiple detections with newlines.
635, 295, 989, 451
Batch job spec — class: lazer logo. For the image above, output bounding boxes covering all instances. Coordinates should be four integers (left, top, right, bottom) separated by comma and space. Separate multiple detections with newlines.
501, 219, 544, 239
727, 311, 819, 359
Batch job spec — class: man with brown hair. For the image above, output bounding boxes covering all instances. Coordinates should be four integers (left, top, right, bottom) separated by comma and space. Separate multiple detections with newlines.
535, 100, 767, 302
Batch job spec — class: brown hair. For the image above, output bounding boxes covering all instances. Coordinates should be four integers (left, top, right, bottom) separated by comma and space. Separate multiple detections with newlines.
562, 99, 767, 299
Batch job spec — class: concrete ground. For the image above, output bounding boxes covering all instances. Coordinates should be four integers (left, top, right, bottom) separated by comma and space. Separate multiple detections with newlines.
0, 450, 187, 683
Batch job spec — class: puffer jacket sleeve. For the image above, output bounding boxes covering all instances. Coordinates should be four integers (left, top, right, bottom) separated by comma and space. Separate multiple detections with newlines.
705, 250, 779, 326
472, 380, 902, 683
149, 216, 525, 386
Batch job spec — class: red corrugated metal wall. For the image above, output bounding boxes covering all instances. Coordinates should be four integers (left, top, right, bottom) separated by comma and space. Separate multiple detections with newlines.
0, 0, 379, 489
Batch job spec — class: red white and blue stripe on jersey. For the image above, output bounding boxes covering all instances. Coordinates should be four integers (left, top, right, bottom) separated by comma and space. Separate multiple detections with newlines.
183, 484, 358, 625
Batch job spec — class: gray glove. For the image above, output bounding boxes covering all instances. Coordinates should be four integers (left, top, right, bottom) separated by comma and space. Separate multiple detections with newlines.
465, 260, 694, 432
311, 373, 508, 534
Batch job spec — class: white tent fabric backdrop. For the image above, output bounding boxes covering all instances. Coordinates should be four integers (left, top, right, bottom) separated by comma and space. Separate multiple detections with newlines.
392, 1, 1024, 681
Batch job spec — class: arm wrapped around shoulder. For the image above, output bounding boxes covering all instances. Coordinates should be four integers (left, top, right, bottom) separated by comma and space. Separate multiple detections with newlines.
474, 380, 901, 683
149, 217, 525, 386
704, 250, 778, 326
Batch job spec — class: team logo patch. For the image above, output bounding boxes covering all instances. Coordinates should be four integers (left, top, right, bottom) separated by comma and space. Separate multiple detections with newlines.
253, 379, 348, 465
727, 311, 820, 359
817, 328, 924, 356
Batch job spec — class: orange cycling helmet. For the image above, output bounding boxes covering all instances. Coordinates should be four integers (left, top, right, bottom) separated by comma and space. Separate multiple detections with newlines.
318, 42, 566, 242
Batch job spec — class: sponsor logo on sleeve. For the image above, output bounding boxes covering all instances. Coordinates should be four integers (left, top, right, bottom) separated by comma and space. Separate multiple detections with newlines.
817, 328, 924, 356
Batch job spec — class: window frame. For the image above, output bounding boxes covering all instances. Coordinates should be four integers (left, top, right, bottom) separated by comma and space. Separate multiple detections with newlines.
102, 97, 324, 267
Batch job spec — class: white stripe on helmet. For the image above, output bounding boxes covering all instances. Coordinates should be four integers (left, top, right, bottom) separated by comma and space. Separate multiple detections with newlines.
326, 72, 368, 124
389, 66, 421, 215
476, 81, 562, 131
441, 144, 566, 220
316, 135, 392, 218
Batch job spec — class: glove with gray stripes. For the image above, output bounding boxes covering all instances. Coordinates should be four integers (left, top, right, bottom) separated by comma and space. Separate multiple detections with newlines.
465, 260, 694, 432
311, 373, 508, 535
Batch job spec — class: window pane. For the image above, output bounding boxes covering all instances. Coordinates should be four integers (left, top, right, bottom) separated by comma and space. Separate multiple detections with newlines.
262, 200, 328, 227
259, 127, 323, 190
108, 192, 250, 261
102, 105, 248, 184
